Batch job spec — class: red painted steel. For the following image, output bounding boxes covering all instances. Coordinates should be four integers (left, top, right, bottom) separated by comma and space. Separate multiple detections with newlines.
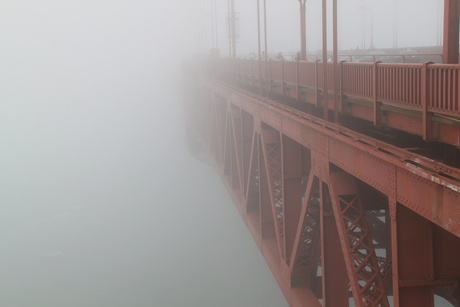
184, 73, 460, 305
184, 1, 460, 306
219, 58, 460, 146
442, 0, 459, 64
298, 0, 307, 61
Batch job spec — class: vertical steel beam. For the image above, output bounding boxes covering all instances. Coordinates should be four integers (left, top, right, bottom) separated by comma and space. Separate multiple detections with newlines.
283, 137, 304, 264
230, 105, 243, 192
321, 0, 328, 121
261, 127, 285, 260
389, 197, 400, 306
433, 225, 460, 306
299, 0, 307, 61
397, 205, 435, 307
289, 172, 320, 288
245, 131, 260, 213
263, 0, 268, 96
260, 135, 276, 241
373, 61, 382, 126
227, 0, 231, 58
223, 111, 232, 177
443, 0, 459, 64
231, 0, 236, 58
257, 0, 262, 95
241, 111, 254, 200
421, 62, 433, 140
320, 182, 349, 306
332, 0, 339, 122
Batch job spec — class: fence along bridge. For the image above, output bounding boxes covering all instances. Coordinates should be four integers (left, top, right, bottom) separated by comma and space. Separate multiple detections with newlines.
184, 1, 460, 306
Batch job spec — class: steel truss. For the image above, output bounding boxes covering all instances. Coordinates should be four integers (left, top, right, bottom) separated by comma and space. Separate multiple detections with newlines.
190, 79, 460, 306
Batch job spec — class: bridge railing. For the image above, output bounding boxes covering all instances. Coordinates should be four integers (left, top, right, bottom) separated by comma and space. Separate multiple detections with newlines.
375, 63, 422, 108
298, 61, 316, 88
341, 62, 375, 100
282, 60, 297, 85
217, 58, 460, 118
428, 64, 460, 115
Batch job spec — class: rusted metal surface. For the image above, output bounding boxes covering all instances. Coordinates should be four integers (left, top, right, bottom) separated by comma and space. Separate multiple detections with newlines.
215, 58, 460, 146
184, 1, 460, 305
185, 75, 460, 306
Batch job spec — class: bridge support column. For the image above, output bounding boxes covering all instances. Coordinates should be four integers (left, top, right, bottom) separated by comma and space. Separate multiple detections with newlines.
443, 0, 459, 64
396, 205, 435, 307
329, 171, 390, 306
321, 181, 350, 306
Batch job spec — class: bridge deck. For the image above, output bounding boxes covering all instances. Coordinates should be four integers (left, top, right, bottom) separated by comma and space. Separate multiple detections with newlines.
212, 58, 460, 147
184, 64, 460, 306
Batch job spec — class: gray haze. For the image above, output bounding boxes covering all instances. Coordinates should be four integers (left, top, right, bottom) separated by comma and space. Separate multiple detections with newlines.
198, 0, 443, 56
0, 1, 287, 306
0, 0, 451, 306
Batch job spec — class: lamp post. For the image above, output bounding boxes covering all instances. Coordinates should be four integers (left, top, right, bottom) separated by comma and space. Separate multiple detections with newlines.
298, 0, 307, 60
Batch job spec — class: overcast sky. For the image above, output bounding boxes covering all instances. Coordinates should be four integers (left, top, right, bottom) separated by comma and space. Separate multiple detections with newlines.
0, 1, 451, 306
196, 0, 443, 56
0, 1, 289, 306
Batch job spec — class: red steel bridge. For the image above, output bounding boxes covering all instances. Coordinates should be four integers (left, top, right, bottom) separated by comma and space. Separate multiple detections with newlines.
184, 1, 460, 306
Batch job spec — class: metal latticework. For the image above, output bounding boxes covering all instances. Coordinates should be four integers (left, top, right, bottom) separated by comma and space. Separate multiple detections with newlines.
186, 75, 460, 307
246, 132, 260, 213
261, 127, 285, 258
290, 174, 320, 287
223, 112, 232, 176
329, 172, 389, 307
231, 105, 243, 191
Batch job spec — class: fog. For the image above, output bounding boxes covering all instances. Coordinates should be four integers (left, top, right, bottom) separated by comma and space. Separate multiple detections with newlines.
0, 1, 287, 306
1, 0, 452, 306
199, 0, 443, 56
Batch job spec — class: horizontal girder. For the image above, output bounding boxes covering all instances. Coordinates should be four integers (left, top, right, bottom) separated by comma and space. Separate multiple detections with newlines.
185, 75, 460, 306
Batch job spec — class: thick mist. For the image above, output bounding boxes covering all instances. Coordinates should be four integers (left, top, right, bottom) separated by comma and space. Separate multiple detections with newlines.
199, 0, 442, 56
0, 1, 287, 306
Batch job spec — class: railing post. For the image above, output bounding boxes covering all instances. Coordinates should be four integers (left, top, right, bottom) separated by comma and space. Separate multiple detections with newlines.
234, 58, 238, 83
269, 58, 272, 93
251, 59, 254, 88
281, 59, 285, 96
339, 60, 345, 115
373, 61, 382, 126
422, 62, 433, 141
296, 60, 300, 101
315, 60, 320, 107
232, 58, 235, 83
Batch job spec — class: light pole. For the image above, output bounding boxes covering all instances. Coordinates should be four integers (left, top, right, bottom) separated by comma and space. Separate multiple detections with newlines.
298, 0, 307, 60
393, 0, 398, 48
227, 0, 236, 58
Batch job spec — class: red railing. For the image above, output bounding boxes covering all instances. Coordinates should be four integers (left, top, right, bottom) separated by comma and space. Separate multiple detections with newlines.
219, 58, 460, 118
298, 61, 316, 88
376, 64, 422, 108
341, 62, 374, 99
269, 60, 282, 88
428, 64, 460, 115
283, 61, 297, 85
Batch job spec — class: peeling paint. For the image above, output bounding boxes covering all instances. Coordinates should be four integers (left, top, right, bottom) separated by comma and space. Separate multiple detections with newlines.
405, 162, 460, 192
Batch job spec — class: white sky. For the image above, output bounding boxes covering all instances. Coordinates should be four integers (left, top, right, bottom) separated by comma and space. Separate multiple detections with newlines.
193, 0, 444, 56
0, 1, 289, 306
0, 1, 451, 306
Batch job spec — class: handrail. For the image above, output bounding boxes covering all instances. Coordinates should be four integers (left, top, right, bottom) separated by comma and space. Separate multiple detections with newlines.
293, 53, 444, 63
216, 58, 460, 120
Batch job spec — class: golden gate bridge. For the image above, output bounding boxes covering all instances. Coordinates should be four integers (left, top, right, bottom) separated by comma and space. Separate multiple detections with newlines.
184, 1, 460, 306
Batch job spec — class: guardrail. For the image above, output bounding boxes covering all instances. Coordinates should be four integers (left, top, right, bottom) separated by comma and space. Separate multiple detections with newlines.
214, 58, 460, 119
